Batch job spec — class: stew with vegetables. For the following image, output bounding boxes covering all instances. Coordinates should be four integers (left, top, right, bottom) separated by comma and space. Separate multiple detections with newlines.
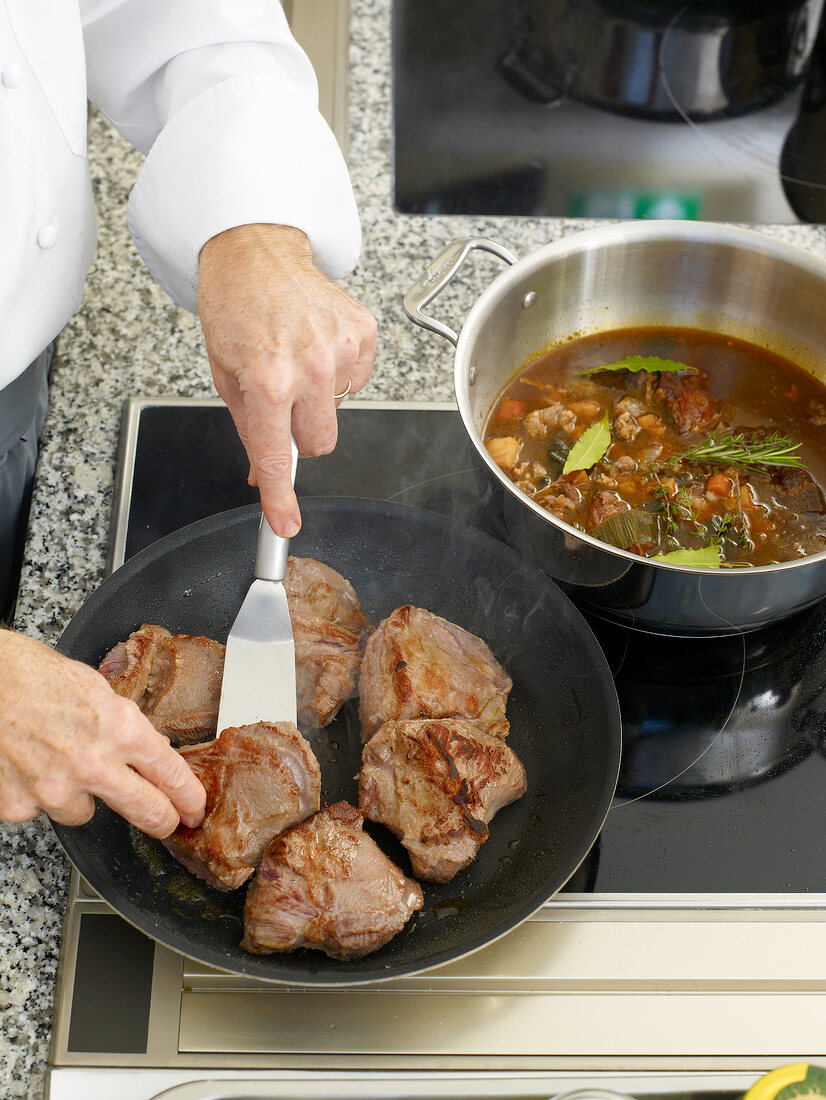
483, 327, 826, 567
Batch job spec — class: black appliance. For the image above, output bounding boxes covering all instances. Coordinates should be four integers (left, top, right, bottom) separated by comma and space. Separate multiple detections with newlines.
393, 0, 826, 222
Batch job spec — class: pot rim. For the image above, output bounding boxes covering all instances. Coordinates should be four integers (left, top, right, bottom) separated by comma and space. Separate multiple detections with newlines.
453, 220, 826, 578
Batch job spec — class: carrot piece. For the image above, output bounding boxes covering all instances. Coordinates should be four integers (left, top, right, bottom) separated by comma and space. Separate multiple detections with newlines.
499, 399, 528, 421
705, 473, 733, 498
568, 400, 601, 422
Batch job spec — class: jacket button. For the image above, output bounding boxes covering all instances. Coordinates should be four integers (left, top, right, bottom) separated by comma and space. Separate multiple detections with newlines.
37, 225, 58, 250
1, 63, 22, 89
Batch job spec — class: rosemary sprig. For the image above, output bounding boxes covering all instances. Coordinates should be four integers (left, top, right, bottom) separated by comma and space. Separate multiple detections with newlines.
678, 431, 807, 473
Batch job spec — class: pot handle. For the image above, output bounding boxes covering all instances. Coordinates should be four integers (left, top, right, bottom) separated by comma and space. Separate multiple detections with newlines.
403, 237, 518, 346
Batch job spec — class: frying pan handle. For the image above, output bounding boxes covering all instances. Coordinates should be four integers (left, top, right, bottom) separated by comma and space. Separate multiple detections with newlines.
254, 435, 299, 581
403, 237, 518, 347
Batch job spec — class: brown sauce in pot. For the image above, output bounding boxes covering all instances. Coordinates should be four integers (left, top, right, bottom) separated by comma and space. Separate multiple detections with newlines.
483, 327, 826, 567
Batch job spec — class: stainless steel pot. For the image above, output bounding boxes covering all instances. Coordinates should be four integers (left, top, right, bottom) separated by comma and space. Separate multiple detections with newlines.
404, 222, 826, 636
499, 0, 823, 121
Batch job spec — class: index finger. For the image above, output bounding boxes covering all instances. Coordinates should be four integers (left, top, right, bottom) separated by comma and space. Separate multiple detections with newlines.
246, 405, 302, 538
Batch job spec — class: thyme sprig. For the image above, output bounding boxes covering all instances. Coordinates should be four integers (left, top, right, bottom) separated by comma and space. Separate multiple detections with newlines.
677, 431, 807, 473
652, 482, 706, 547
709, 510, 753, 551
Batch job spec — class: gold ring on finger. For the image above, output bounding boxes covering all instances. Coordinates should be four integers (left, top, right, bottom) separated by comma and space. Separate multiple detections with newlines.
334, 377, 352, 401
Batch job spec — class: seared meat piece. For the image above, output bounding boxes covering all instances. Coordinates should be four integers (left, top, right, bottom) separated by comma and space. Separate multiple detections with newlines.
102, 555, 371, 738
358, 605, 512, 744
99, 624, 224, 745
285, 556, 372, 641
293, 613, 363, 729
241, 801, 423, 959
162, 722, 320, 891
772, 467, 826, 514
359, 718, 527, 883
656, 372, 721, 435
286, 555, 373, 729
99, 623, 170, 697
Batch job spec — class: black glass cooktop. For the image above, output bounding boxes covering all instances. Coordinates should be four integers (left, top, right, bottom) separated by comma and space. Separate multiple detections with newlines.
393, 0, 826, 223
121, 400, 826, 895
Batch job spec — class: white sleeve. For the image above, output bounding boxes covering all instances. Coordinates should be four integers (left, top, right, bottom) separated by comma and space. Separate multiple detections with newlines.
80, 0, 361, 311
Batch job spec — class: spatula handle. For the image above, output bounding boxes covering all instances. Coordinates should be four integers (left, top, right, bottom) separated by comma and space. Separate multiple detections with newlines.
254, 435, 300, 582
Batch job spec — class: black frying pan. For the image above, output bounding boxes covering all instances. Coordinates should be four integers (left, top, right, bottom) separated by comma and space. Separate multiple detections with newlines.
54, 498, 621, 985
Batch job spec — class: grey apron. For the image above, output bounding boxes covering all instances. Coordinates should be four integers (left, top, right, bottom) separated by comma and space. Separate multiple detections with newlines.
0, 344, 53, 622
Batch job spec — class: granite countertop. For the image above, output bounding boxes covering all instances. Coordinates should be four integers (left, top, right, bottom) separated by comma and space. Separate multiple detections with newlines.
4, 0, 826, 1096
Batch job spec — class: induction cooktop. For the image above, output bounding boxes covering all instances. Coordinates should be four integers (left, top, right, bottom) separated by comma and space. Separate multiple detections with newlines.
112, 397, 826, 896
46, 397, 826, 1095
393, 0, 826, 223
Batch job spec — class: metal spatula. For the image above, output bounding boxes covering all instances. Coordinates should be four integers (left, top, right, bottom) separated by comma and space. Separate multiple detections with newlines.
216, 437, 299, 733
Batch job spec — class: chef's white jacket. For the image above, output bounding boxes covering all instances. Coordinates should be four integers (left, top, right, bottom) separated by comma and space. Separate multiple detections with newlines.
0, 0, 362, 389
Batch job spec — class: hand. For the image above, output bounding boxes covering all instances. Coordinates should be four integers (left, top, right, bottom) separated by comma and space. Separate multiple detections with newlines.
197, 224, 377, 537
0, 630, 206, 838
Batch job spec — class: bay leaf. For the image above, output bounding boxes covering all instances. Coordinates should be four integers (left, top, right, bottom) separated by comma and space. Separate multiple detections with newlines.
650, 545, 722, 568
562, 413, 611, 475
580, 355, 696, 376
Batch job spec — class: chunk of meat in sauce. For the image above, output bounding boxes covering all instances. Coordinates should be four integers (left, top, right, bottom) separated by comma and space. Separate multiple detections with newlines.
609, 455, 637, 478
588, 490, 630, 530
613, 396, 648, 442
534, 479, 581, 516
524, 403, 575, 438
656, 371, 721, 435
625, 370, 660, 403
771, 467, 826, 514
613, 410, 641, 442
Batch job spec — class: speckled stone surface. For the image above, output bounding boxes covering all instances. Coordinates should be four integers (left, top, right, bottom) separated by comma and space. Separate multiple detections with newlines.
5, 1, 826, 1096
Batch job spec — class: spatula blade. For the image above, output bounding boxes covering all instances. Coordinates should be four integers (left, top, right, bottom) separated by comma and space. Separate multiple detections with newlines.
216, 578, 296, 731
